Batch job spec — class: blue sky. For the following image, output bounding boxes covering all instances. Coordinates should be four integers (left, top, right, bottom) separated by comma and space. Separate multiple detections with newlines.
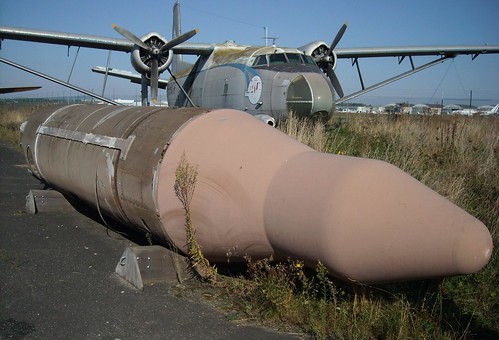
1, 0, 498, 106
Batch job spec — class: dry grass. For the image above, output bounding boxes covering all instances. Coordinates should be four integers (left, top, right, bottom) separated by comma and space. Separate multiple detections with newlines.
278, 113, 332, 153
0, 104, 34, 146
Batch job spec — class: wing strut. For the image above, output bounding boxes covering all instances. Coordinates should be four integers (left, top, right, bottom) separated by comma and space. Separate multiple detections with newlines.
338, 56, 453, 104
167, 68, 196, 107
101, 51, 112, 96
352, 58, 365, 90
67, 46, 80, 83
0, 57, 119, 105
409, 56, 415, 70
398, 56, 415, 70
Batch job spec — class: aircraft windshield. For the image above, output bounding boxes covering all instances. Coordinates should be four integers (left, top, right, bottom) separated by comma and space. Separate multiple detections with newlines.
253, 53, 316, 67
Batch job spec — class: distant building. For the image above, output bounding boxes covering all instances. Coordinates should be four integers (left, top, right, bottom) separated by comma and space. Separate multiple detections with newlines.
411, 104, 430, 115
383, 103, 401, 114
356, 106, 374, 113
478, 105, 495, 115
442, 104, 462, 115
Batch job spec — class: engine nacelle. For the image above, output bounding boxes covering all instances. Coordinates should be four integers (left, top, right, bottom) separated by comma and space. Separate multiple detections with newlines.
130, 32, 173, 75
254, 114, 276, 127
298, 40, 338, 71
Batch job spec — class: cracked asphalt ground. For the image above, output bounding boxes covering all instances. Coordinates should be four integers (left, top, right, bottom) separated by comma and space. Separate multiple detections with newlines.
0, 142, 298, 339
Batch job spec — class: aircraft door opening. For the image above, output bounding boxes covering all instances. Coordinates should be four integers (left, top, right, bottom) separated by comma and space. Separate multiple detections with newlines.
286, 75, 313, 116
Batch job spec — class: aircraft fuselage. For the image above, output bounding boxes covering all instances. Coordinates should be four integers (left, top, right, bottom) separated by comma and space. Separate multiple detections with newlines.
168, 42, 335, 119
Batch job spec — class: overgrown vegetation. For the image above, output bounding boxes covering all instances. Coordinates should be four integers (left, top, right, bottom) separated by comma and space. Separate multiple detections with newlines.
174, 152, 217, 283
1, 103, 497, 338
0, 104, 34, 147
278, 112, 332, 153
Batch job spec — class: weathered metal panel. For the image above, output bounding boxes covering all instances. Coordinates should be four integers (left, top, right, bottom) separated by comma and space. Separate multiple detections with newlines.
20, 104, 204, 236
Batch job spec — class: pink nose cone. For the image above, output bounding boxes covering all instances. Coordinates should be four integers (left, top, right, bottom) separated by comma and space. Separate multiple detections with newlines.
263, 151, 493, 283
156, 109, 492, 283
453, 227, 493, 274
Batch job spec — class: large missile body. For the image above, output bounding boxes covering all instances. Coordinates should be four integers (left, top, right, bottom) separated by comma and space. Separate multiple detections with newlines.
20, 104, 492, 283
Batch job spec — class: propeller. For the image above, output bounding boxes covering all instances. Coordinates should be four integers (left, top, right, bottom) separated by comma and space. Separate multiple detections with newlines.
160, 28, 198, 52
330, 22, 347, 52
327, 63, 344, 98
318, 22, 348, 98
112, 24, 198, 103
112, 24, 149, 50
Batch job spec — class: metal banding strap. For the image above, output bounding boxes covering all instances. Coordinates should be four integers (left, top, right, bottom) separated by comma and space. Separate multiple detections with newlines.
37, 126, 135, 160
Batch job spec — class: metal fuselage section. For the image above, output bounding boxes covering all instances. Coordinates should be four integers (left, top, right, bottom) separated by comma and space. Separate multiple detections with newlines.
167, 43, 335, 119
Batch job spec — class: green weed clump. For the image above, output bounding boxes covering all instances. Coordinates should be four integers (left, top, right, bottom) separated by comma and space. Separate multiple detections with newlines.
226, 257, 458, 339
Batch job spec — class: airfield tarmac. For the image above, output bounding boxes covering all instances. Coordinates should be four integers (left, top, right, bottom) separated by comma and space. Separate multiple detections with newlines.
0, 141, 297, 339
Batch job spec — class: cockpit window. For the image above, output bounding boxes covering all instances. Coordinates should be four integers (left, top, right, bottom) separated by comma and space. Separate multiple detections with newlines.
286, 53, 302, 63
253, 55, 268, 66
269, 53, 287, 64
302, 55, 316, 65
253, 52, 317, 66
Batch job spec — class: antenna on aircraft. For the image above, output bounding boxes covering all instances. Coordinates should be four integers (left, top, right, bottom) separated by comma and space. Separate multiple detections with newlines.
263, 36, 279, 47
262, 27, 278, 47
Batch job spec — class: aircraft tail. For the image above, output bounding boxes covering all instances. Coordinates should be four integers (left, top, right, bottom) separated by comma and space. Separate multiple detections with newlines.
171, 1, 182, 74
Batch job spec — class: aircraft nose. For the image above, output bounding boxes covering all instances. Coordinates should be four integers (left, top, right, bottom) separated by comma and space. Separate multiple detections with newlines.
286, 73, 334, 117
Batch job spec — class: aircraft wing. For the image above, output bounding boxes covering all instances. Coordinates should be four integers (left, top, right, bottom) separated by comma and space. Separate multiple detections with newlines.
172, 43, 214, 56
0, 26, 134, 52
335, 45, 499, 58
0, 86, 41, 94
330, 44, 499, 103
91, 66, 168, 89
0, 26, 215, 56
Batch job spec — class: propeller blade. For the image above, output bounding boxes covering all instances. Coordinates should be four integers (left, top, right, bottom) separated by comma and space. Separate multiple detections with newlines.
112, 24, 150, 51
329, 22, 348, 53
160, 28, 199, 52
150, 58, 159, 103
327, 63, 344, 98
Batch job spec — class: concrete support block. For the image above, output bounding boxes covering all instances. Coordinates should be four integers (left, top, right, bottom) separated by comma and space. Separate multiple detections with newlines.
115, 245, 190, 290
25, 189, 76, 214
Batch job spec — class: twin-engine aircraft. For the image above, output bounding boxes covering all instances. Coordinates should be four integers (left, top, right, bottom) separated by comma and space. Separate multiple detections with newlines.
1, 1, 499, 125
